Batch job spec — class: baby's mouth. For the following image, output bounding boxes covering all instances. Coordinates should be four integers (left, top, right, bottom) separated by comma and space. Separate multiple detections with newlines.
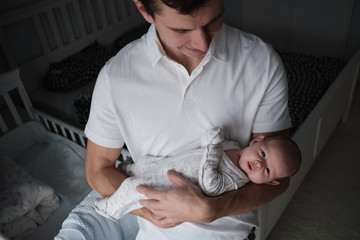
248, 162, 252, 171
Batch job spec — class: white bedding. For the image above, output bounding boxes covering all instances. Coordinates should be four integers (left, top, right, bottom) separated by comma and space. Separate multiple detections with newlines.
0, 153, 60, 239
0, 121, 91, 204
0, 121, 92, 239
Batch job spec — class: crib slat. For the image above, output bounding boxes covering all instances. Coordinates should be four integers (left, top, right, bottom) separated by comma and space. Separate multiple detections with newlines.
51, 121, 59, 134
60, 4, 75, 43
42, 117, 51, 130
69, 130, 76, 142
33, 12, 51, 55
16, 87, 35, 121
72, 0, 86, 37
0, 29, 18, 69
46, 9, 62, 49
0, 115, 9, 133
3, 92, 22, 127
96, 0, 108, 29
79, 134, 86, 147
59, 125, 68, 138
107, 0, 117, 25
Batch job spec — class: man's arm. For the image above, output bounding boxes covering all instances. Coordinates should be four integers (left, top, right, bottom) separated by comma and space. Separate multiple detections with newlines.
206, 174, 289, 221
137, 129, 292, 226
85, 139, 169, 225
85, 139, 125, 197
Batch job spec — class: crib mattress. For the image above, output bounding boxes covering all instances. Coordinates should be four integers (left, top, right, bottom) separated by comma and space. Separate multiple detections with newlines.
0, 121, 92, 239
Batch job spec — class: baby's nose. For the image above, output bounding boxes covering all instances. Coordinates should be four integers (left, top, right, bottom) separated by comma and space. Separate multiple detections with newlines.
255, 160, 264, 169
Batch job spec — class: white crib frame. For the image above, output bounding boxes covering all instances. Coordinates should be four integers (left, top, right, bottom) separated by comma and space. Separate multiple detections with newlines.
0, 0, 145, 94
0, 68, 132, 158
1, 1, 359, 239
0, 68, 87, 145
257, 49, 360, 240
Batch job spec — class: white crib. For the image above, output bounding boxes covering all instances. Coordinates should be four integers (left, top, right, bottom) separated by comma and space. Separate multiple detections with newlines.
0, 68, 130, 239
0, 0, 359, 239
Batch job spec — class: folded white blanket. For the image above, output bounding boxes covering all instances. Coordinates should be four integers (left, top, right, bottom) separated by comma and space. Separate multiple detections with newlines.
0, 121, 91, 204
0, 153, 60, 239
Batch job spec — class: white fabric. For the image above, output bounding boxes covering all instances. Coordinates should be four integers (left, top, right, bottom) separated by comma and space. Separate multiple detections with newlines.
0, 121, 91, 204
84, 23, 291, 239
0, 153, 60, 239
0, 122, 91, 239
94, 128, 248, 221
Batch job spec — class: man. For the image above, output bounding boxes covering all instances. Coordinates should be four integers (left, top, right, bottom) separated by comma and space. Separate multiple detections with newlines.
84, 0, 293, 239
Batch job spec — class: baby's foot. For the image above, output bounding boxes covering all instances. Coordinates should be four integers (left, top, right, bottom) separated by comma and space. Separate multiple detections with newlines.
201, 127, 224, 147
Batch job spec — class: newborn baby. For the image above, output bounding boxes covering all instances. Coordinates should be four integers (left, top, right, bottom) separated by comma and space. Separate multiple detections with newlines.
94, 127, 301, 221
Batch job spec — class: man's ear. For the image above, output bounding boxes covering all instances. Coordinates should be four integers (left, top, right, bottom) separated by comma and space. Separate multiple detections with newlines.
266, 180, 280, 185
249, 135, 265, 146
133, 0, 154, 24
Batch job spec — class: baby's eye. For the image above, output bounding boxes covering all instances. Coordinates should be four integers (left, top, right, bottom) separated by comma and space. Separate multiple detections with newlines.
266, 167, 270, 174
261, 151, 266, 158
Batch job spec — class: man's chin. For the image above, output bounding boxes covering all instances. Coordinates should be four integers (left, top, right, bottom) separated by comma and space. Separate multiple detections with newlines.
181, 46, 207, 58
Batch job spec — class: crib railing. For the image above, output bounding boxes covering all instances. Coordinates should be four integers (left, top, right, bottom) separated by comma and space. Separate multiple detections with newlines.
0, 68, 132, 161
33, 108, 88, 147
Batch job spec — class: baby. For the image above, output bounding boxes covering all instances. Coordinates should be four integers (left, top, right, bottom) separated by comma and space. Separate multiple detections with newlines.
94, 128, 301, 221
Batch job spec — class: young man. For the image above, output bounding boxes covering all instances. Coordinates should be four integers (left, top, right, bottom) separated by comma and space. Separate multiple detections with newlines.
83, 0, 294, 239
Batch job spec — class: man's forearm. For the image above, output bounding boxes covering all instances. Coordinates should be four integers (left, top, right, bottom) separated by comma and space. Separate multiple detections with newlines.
85, 139, 126, 197
208, 177, 290, 221
88, 166, 127, 197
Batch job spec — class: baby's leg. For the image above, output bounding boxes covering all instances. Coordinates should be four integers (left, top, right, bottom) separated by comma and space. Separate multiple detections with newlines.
200, 127, 224, 160
198, 128, 225, 196
94, 176, 147, 221
119, 155, 166, 176
200, 127, 224, 147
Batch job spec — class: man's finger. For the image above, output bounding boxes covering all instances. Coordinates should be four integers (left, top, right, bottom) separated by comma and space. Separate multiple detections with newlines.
138, 198, 158, 208
136, 185, 162, 199
138, 199, 165, 215
157, 217, 182, 228
167, 170, 189, 186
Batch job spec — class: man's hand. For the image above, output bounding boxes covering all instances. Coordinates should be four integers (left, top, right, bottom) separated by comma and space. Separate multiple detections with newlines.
131, 207, 180, 228
136, 170, 214, 228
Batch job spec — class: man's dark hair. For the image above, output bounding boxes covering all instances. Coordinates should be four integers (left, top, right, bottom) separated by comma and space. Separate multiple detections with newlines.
138, 0, 211, 17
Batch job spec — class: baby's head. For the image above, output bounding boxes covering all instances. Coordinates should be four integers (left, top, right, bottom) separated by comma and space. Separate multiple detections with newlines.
236, 135, 301, 185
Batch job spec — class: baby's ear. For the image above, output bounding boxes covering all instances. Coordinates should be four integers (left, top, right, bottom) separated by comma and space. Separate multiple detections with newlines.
249, 135, 265, 146
266, 180, 280, 185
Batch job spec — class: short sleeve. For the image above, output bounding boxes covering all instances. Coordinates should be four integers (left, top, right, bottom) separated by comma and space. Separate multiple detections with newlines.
84, 64, 125, 148
252, 48, 291, 133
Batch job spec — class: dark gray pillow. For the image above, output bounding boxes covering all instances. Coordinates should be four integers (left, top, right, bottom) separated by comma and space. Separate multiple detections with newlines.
276, 50, 347, 136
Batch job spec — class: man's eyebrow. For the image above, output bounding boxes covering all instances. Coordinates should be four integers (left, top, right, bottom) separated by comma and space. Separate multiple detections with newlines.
168, 8, 224, 32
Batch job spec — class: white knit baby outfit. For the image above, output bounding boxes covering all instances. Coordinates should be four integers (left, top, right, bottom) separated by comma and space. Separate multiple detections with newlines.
93, 128, 249, 221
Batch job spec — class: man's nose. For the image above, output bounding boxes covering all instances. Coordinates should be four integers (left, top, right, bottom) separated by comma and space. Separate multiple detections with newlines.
191, 28, 211, 51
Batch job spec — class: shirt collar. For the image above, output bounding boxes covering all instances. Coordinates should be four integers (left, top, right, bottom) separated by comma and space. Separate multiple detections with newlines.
210, 23, 227, 63
145, 24, 165, 67
145, 23, 228, 67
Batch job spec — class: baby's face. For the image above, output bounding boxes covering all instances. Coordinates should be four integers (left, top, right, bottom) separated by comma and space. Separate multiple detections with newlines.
235, 140, 289, 184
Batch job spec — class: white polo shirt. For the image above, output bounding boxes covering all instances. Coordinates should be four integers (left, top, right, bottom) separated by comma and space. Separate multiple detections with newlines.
85, 23, 291, 239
